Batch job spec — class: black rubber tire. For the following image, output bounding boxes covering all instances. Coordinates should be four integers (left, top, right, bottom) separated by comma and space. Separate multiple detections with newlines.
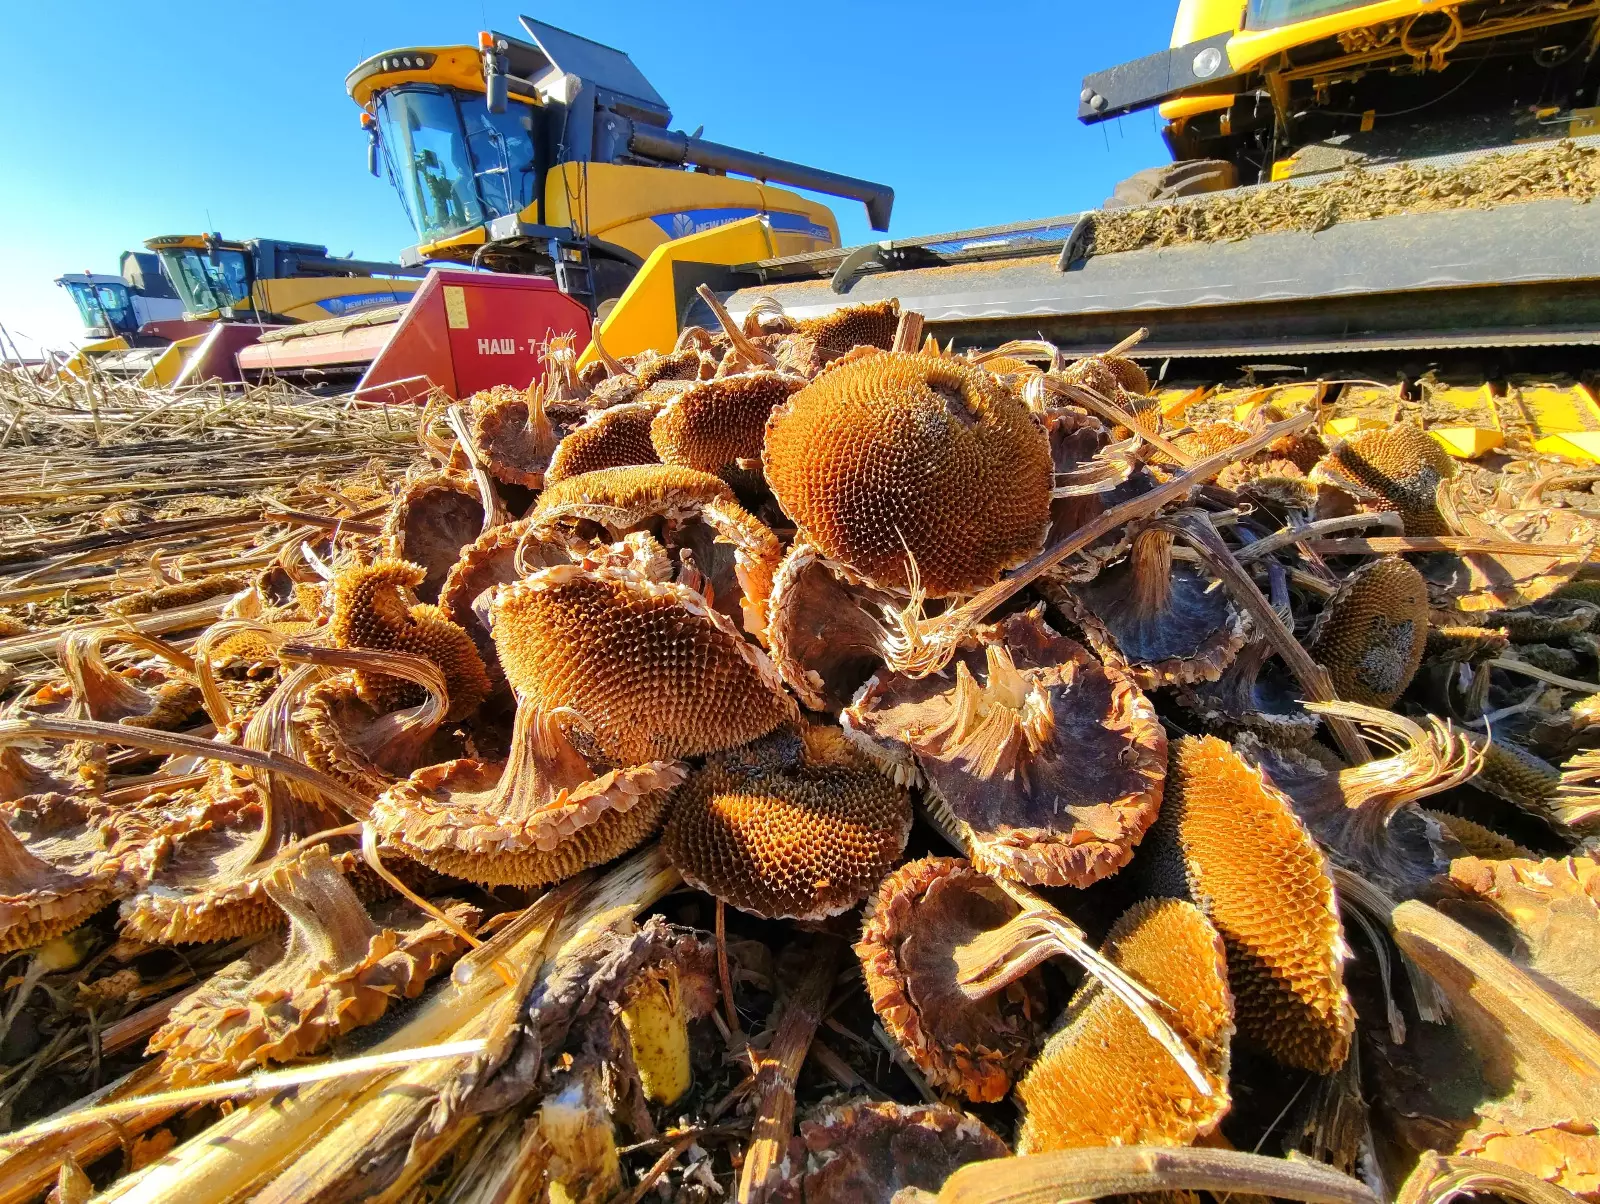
1102, 159, 1238, 209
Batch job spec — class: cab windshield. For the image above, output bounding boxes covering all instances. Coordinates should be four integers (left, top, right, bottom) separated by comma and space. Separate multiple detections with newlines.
157, 248, 251, 315
373, 84, 540, 245
63, 281, 135, 335
1245, 0, 1371, 29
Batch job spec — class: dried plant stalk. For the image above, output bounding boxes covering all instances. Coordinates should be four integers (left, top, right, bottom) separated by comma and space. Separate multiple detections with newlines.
935, 1144, 1379, 1204
1395, 1151, 1576, 1204
96, 849, 678, 1204
737, 936, 841, 1204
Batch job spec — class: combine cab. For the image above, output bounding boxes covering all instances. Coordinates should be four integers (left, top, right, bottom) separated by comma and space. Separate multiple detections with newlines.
54, 252, 204, 380
205, 15, 893, 403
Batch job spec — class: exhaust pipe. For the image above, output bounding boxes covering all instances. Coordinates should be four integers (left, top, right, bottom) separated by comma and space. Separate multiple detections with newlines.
627, 125, 893, 232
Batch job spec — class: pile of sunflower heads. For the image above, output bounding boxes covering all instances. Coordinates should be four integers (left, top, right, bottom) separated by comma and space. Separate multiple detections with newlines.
4, 295, 1600, 1204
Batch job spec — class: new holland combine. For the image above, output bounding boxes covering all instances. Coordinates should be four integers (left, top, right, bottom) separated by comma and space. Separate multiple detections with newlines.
57, 235, 425, 387
233, 16, 894, 401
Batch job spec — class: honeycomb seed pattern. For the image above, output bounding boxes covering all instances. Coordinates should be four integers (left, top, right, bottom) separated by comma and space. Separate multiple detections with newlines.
531, 463, 735, 526
1016, 897, 1233, 1152
491, 563, 791, 763
1307, 555, 1429, 707
1175, 421, 1252, 459
1060, 354, 1150, 397
634, 348, 707, 386
328, 560, 490, 723
650, 372, 804, 475
0, 820, 118, 955
546, 402, 661, 485
762, 352, 1052, 596
796, 299, 901, 354
1217, 456, 1305, 493
1162, 735, 1354, 1073
1475, 738, 1561, 807
1312, 424, 1456, 536
663, 726, 909, 920
1421, 810, 1535, 860
855, 855, 1047, 1102
979, 355, 1040, 377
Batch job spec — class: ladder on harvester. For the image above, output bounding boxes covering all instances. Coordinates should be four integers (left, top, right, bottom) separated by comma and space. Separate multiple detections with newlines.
548, 238, 596, 313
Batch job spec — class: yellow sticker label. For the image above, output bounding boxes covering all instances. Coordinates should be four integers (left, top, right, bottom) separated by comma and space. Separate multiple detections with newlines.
444, 286, 468, 330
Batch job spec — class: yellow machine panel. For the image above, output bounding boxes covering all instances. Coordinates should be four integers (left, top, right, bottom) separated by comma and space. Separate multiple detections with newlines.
542, 163, 838, 263
577, 216, 780, 369
253, 276, 419, 324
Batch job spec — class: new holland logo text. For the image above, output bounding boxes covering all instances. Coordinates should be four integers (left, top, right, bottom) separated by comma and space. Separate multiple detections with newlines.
650, 209, 832, 243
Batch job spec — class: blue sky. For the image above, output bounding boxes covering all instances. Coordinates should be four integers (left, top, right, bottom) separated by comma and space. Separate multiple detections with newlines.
0, 1, 1174, 356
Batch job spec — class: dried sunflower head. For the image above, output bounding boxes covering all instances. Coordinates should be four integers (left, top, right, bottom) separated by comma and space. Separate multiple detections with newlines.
1059, 354, 1150, 398
1151, 735, 1354, 1073
148, 844, 477, 1086
118, 666, 392, 944
1306, 555, 1429, 708
845, 608, 1165, 889
764, 542, 904, 713
762, 351, 1053, 597
856, 856, 1047, 1102
466, 383, 589, 487
772, 1098, 1008, 1204
1016, 896, 1233, 1153
1176, 640, 1317, 746
795, 299, 902, 357
381, 471, 485, 605
649, 371, 805, 478
663, 724, 909, 920
490, 555, 794, 765
287, 645, 456, 799
328, 559, 490, 723
1174, 420, 1252, 460
0, 815, 121, 955
1311, 425, 1456, 536
1043, 526, 1247, 689
529, 463, 781, 642
546, 401, 663, 484
1239, 703, 1479, 897
60, 627, 201, 732
1423, 811, 1535, 861
370, 697, 685, 887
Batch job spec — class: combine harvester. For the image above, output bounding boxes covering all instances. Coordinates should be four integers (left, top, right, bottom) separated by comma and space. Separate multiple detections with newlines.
234, 15, 893, 401
584, 0, 1600, 460
131, 233, 426, 389
53, 252, 201, 379
57, 234, 426, 388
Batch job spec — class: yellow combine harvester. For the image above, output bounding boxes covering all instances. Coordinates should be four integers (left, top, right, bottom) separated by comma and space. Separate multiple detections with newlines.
346, 16, 893, 314
590, 0, 1600, 379
142, 234, 421, 326
59, 235, 423, 387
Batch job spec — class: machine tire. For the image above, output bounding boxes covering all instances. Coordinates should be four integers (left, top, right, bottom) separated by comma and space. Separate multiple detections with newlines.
1102, 159, 1237, 209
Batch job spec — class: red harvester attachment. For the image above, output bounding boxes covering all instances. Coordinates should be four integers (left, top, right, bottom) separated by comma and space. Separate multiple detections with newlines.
233, 268, 592, 402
